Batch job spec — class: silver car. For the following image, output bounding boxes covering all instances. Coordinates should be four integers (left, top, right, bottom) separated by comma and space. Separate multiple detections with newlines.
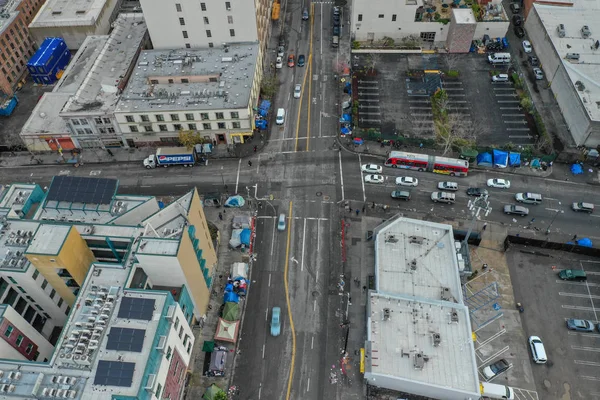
503, 204, 529, 216
533, 67, 544, 80
293, 84, 301, 99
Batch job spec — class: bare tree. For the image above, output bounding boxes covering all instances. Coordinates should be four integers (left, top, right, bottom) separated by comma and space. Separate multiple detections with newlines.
366, 54, 382, 73
444, 54, 461, 72
435, 113, 477, 155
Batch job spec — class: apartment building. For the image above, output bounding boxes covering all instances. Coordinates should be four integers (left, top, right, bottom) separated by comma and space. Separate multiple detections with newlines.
0, 305, 54, 362
0, 0, 45, 97
114, 43, 260, 146
28, 0, 124, 50
20, 13, 149, 151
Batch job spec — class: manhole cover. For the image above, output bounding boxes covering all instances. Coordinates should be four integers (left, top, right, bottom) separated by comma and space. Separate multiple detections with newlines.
323, 195, 330, 201
316, 191, 322, 197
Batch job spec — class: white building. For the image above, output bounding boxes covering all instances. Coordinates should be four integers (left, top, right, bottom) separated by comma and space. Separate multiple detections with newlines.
351, 0, 509, 49
114, 43, 260, 145
364, 216, 480, 399
28, 0, 123, 49
0, 305, 54, 362
525, 3, 600, 147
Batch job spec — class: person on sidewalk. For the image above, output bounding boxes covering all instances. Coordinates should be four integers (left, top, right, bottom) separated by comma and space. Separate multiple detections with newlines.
253, 146, 257, 153
355, 209, 359, 216
482, 222, 487, 231
218, 212, 223, 221
248, 160, 252, 167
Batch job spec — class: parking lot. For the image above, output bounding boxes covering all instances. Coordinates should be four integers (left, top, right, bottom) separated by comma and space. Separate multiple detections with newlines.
506, 246, 600, 400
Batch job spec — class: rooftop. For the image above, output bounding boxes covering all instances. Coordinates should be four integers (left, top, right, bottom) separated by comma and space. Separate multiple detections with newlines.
26, 224, 70, 255
0, 220, 39, 271
374, 216, 464, 303
30, 0, 113, 28
115, 42, 259, 113
20, 93, 72, 137
534, 2, 600, 121
366, 292, 478, 393
61, 13, 147, 114
0, 5, 18, 36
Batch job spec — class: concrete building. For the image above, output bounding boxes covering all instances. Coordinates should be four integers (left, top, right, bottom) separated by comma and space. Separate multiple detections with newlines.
28, 0, 124, 50
20, 13, 149, 151
525, 2, 600, 147
0, 305, 54, 362
364, 216, 480, 399
0, 0, 45, 97
351, 0, 509, 49
114, 43, 260, 146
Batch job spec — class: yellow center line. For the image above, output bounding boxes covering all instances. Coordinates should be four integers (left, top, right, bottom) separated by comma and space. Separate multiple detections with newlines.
294, 67, 310, 152
306, 3, 315, 152
283, 201, 296, 400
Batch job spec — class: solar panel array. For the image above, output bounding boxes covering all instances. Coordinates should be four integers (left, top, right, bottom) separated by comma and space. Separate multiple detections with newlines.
117, 297, 155, 321
46, 176, 117, 205
106, 327, 145, 352
94, 360, 135, 387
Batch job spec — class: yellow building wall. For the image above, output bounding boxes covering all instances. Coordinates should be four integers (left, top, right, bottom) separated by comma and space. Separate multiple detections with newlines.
26, 227, 95, 306
187, 189, 217, 270
177, 234, 211, 316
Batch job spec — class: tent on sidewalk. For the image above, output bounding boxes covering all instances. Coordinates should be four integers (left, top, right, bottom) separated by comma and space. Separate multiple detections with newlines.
214, 318, 240, 343
492, 149, 508, 168
508, 152, 521, 167
222, 302, 240, 321
476, 152, 493, 167
203, 384, 226, 400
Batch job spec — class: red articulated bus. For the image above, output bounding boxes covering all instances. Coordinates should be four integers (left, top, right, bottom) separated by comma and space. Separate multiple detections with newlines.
384, 151, 469, 176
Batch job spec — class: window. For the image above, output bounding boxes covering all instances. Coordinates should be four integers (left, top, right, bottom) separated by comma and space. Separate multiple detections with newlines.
209, 42, 214, 48
179, 17, 185, 25
130, 126, 139, 133
230, 29, 235, 37
26, 344, 33, 354
170, 114, 179, 121
203, 16, 209, 24
50, 289, 56, 299
99, 128, 106, 134
140, 115, 149, 122
215, 112, 224, 119
103, 117, 110, 124
202, 123, 211, 130
185, 43, 191, 49
72, 119, 80, 125
178, 326, 183, 338
225, 1, 231, 10
187, 343, 192, 354
175, 317, 180, 330
126, 115, 134, 123
155, 114, 165, 122
420, 31, 436, 42
358, 14, 363, 21
58, 298, 63, 308
378, 14, 384, 18
182, 31, 188, 39
200, 2, 206, 11
188, 123, 197, 130
392, 14, 397, 21
175, 3, 182, 11
65, 306, 71, 315
185, 113, 194, 121
159, 124, 168, 132
206, 30, 212, 38
228, 16, 233, 24
4, 326, 13, 338
16, 335, 23, 346
144, 126, 153, 132
230, 111, 239, 119
174, 124, 182, 131
232, 122, 241, 129
183, 334, 188, 345
201, 113, 209, 120
156, 384, 162, 399
17, 286, 26, 293
41, 279, 48, 290
94, 117, 103, 124
166, 346, 172, 360
8, 277, 17, 284
217, 122, 226, 129
32, 270, 39, 280
107, 127, 115, 133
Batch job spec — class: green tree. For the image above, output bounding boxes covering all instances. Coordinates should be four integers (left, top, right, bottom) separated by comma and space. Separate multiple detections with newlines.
214, 391, 228, 400
261, 74, 279, 99
178, 130, 206, 149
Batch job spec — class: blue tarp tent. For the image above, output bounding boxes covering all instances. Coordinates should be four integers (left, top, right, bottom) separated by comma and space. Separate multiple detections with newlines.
258, 108, 268, 117
340, 114, 351, 123
477, 152, 493, 167
259, 100, 271, 111
240, 229, 251, 246
571, 163, 583, 175
224, 291, 239, 303
353, 138, 364, 145
340, 126, 351, 135
508, 152, 521, 167
493, 149, 508, 168
255, 119, 267, 130
577, 238, 592, 247
225, 195, 245, 207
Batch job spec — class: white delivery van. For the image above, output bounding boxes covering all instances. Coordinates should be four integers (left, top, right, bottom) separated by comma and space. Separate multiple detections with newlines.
276, 108, 285, 125
481, 382, 515, 399
488, 53, 511, 64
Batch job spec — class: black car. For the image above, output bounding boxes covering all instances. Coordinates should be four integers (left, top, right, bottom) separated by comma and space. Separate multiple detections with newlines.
514, 26, 525, 38
333, 26, 340, 36
297, 55, 305, 67
278, 35, 285, 47
512, 15, 522, 26
467, 188, 489, 197
391, 190, 411, 201
528, 55, 539, 66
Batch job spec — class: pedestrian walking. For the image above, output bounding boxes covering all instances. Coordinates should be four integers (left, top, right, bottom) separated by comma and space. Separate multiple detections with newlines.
362, 205, 366, 213
355, 209, 359, 216
248, 160, 252, 167
572, 234, 578, 241
482, 222, 487, 231
253, 146, 257, 153
362, 285, 367, 293
348, 207, 353, 213
218, 212, 223, 221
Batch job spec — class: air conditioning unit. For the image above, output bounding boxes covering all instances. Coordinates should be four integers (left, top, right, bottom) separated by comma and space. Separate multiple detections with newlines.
156, 335, 167, 350
166, 305, 176, 320
144, 374, 156, 390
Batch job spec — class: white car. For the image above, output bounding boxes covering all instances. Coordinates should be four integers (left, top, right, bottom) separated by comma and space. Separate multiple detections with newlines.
293, 84, 301, 99
365, 174, 384, 184
395, 176, 418, 187
487, 178, 511, 189
361, 164, 382, 174
275, 57, 283, 69
522, 40, 532, 53
533, 67, 544, 80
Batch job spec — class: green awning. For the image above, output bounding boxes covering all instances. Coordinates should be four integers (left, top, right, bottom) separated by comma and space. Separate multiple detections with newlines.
202, 340, 215, 352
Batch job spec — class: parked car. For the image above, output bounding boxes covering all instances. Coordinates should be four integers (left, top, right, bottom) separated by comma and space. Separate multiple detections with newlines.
510, 2, 521, 13
528, 336, 547, 364
333, 6, 340, 15
275, 57, 283, 69
528, 55, 539, 66
533, 67, 544, 80
558, 269, 587, 281
302, 7, 309, 20
431, 192, 455, 204
504, 204, 529, 216
287, 54, 295, 67
270, 307, 281, 336
391, 190, 411, 201
278, 213, 286, 231
332, 13, 340, 27
438, 181, 458, 191
297, 55, 305, 67
515, 192, 542, 204
365, 174, 384, 184
482, 359, 510, 380
396, 176, 418, 187
333, 26, 341, 36
277, 45, 285, 58
278, 35, 286, 47
293, 84, 302, 99
514, 26, 525, 38
487, 178, 511, 189
361, 164, 383, 174
522, 40, 532, 53
572, 202, 594, 213
512, 14, 522, 26
467, 187, 489, 197
492, 74, 509, 82
566, 318, 595, 332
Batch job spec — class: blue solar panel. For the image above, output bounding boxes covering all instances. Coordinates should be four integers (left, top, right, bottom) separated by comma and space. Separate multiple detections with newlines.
106, 328, 145, 352
117, 297, 155, 321
46, 176, 117, 205
94, 360, 135, 387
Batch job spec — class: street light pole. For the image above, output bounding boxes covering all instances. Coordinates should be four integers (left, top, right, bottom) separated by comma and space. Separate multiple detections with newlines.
463, 194, 492, 247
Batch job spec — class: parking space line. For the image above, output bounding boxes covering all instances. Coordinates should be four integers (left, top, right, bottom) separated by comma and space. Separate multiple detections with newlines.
581, 376, 600, 381
557, 280, 600, 287
447, 94, 466, 97
448, 100, 468, 103
496, 94, 518, 97
575, 360, 600, 367
500, 107, 521, 110
562, 305, 599, 312
479, 346, 509, 365
559, 291, 600, 299
498, 100, 520, 103
507, 128, 531, 131
572, 346, 600, 352
475, 329, 507, 348
502, 114, 524, 117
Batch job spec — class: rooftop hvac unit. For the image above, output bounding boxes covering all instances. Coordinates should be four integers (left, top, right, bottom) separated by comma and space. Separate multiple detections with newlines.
0, 370, 4, 378
93, 326, 104, 332
72, 330, 80, 336
74, 349, 84, 355
57, 389, 64, 398
101, 307, 111, 315
81, 329, 91, 335
75, 322, 83, 328
0, 385, 7, 393
89, 340, 99, 346
98, 314, 108, 321
7, 385, 14, 393
85, 323, 95, 329
43, 388, 51, 397
106, 295, 115, 302
90, 310, 98, 315
68, 390, 77, 398
95, 320, 106, 326
68, 335, 77, 342
50, 388, 57, 397
64, 344, 75, 349
9, 371, 21, 380
68, 377, 77, 385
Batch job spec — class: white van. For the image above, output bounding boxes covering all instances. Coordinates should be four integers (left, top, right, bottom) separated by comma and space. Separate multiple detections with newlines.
481, 382, 515, 400
276, 108, 285, 125
488, 53, 511, 64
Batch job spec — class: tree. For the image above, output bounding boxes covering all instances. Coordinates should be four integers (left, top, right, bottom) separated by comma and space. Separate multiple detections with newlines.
431, 90, 478, 155
366, 54, 382, 73
260, 74, 278, 99
178, 130, 206, 149
214, 391, 228, 400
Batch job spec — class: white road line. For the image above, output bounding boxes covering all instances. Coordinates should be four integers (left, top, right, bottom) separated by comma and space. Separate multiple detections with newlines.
175, 184, 187, 187
502, 114, 524, 117
358, 154, 366, 202
235, 158, 241, 193
270, 222, 276, 256
258, 385, 262, 399
313, 299, 316, 311
265, 308, 268, 321
257, 216, 276, 219
339, 151, 345, 201
143, 175, 153, 178
311, 336, 314, 349
545, 208, 562, 212
268, 273, 271, 287
559, 292, 600, 299
301, 218, 307, 272
572, 346, 600, 352
307, 378, 310, 392
582, 376, 600, 381
582, 260, 599, 321
317, 220, 320, 252
562, 305, 599, 312
141, 185, 152, 188
475, 329, 507, 348
590, 214, 600, 218
480, 346, 510, 365
262, 344, 266, 359
575, 360, 600, 367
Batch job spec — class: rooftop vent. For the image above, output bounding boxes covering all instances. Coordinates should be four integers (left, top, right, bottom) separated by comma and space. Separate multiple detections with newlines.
413, 351, 429, 370
450, 309, 459, 323
409, 259, 417, 271
385, 234, 398, 243
383, 308, 391, 321
565, 53, 580, 61
432, 333, 441, 347
409, 235, 425, 245
575, 81, 585, 91
441, 287, 451, 301
581, 25, 591, 39
557, 24, 565, 38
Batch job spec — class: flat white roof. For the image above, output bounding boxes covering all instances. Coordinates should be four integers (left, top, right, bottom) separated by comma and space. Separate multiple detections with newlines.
27, 224, 70, 255
30, 0, 111, 28
452, 8, 476, 24
20, 93, 72, 136
534, 3, 600, 121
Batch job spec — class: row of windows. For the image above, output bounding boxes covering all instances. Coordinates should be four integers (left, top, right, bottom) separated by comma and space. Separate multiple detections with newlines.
3, 326, 34, 354
176, 2, 232, 13
129, 121, 241, 133
31, 269, 68, 312
357, 13, 398, 21
126, 111, 239, 123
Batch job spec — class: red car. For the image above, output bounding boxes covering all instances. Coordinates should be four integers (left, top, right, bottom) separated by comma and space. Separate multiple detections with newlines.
287, 54, 295, 67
